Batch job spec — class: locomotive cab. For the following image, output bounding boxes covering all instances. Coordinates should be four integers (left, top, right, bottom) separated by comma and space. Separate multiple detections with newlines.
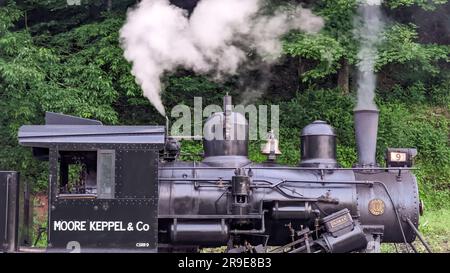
17, 112, 164, 252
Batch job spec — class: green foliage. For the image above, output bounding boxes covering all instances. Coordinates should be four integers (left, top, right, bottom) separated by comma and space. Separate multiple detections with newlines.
179, 140, 203, 162
0, 5, 125, 191
282, 0, 358, 83
283, 33, 346, 82
163, 75, 228, 110
377, 24, 449, 76
381, 81, 426, 104
315, 0, 358, 60
417, 209, 450, 252
428, 77, 450, 107
336, 145, 357, 168
278, 89, 355, 147
0, 3, 22, 34
253, 127, 301, 166
387, 0, 448, 10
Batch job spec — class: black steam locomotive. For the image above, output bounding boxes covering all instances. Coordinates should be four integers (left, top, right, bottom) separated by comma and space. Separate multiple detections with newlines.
1, 95, 429, 253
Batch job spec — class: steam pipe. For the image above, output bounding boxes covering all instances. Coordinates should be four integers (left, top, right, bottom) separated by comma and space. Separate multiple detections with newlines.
165, 116, 170, 138
223, 93, 232, 140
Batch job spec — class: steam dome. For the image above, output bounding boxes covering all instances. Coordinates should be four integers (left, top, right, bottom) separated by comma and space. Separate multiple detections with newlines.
202, 111, 250, 167
300, 120, 338, 168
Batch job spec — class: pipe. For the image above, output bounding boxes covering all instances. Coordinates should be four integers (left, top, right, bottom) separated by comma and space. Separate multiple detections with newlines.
406, 218, 432, 253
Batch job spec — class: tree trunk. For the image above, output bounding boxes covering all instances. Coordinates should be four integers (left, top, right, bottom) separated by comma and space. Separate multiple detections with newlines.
297, 57, 304, 92
107, 0, 112, 12
24, 11, 28, 30
337, 58, 349, 94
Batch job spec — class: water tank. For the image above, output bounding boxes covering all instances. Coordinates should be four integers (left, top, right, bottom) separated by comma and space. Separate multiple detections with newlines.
300, 120, 338, 168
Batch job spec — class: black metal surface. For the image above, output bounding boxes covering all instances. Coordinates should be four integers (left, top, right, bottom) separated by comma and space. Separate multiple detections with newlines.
45, 112, 103, 126
116, 149, 158, 199
170, 220, 229, 247
0, 173, 6, 251
301, 120, 336, 136
14, 116, 161, 253
158, 163, 361, 246
49, 199, 158, 252
323, 224, 367, 253
16, 117, 164, 252
300, 136, 338, 167
45, 147, 160, 252
322, 209, 353, 236
0, 172, 19, 252
300, 121, 338, 168
231, 174, 250, 196
355, 170, 419, 243
203, 111, 249, 156
18, 124, 165, 147
271, 201, 314, 220
7, 172, 19, 252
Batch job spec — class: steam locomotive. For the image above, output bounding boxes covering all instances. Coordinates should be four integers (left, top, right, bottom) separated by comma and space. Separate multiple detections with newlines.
0, 95, 428, 253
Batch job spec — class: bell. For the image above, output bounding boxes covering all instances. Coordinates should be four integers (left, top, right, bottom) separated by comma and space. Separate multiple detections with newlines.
261, 130, 282, 155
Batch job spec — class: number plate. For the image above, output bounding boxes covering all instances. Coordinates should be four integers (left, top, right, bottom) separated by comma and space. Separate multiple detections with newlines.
390, 152, 406, 162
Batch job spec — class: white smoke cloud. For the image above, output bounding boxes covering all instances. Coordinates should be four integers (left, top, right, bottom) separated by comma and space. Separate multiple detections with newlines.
354, 0, 385, 110
120, 0, 324, 116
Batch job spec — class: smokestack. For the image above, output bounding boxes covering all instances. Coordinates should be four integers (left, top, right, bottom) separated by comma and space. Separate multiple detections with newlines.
354, 109, 379, 167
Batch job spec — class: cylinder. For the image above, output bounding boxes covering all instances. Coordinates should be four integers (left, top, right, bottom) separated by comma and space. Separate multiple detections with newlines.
271, 201, 313, 220
300, 121, 338, 168
202, 111, 250, 167
231, 175, 250, 196
170, 221, 229, 247
354, 109, 379, 167
231, 171, 251, 216
203, 112, 249, 156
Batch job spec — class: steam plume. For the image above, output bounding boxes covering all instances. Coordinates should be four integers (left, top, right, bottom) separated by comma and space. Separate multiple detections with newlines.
354, 0, 385, 110
120, 0, 324, 116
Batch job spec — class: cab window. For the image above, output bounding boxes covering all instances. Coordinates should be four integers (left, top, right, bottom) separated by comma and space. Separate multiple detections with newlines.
58, 150, 115, 199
